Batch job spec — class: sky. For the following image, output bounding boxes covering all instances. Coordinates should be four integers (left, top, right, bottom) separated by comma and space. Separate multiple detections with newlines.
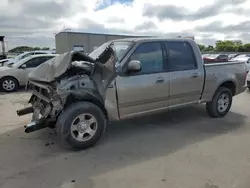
1, 0, 250, 50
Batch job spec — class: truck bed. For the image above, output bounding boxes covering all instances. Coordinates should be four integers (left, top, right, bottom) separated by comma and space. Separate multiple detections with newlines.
202, 61, 246, 102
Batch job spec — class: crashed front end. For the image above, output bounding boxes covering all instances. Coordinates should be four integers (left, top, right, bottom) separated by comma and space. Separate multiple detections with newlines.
17, 44, 117, 133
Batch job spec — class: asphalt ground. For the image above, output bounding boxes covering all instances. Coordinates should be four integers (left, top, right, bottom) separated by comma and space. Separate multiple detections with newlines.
0, 90, 250, 188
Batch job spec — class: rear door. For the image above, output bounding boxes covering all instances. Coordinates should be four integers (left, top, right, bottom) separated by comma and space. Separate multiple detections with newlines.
115, 42, 170, 119
164, 41, 204, 107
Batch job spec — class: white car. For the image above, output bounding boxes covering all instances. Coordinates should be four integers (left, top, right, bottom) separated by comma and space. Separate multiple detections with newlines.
232, 56, 250, 71
4, 50, 55, 66
246, 72, 250, 89
0, 54, 57, 92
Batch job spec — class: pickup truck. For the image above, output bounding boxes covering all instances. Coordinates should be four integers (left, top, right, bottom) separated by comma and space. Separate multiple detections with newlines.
17, 38, 247, 150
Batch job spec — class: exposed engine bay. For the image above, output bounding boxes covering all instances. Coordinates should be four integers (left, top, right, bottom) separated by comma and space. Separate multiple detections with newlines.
17, 43, 118, 133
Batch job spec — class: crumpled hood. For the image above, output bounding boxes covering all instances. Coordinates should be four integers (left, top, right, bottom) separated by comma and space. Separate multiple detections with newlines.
28, 52, 96, 82
28, 44, 117, 97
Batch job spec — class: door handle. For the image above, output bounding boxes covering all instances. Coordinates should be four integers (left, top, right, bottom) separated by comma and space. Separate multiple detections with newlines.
155, 77, 165, 83
191, 73, 199, 78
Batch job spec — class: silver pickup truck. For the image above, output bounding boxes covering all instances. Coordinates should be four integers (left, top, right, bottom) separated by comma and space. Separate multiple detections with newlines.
17, 38, 247, 150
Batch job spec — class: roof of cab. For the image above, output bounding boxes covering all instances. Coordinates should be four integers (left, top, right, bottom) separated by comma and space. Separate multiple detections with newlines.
30, 54, 58, 58
111, 37, 194, 43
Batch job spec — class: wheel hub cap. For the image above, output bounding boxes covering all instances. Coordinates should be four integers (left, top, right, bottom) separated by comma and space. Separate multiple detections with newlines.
78, 122, 87, 132
3, 80, 15, 91
70, 113, 98, 142
217, 93, 229, 113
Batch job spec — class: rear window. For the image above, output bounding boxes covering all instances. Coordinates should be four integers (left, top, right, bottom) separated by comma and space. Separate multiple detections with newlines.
165, 42, 197, 71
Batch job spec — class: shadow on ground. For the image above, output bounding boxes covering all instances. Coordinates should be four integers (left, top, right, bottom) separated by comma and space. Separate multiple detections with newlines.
0, 86, 27, 95
0, 105, 246, 187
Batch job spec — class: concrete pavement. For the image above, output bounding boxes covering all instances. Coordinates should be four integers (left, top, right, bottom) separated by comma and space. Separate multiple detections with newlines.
0, 91, 250, 188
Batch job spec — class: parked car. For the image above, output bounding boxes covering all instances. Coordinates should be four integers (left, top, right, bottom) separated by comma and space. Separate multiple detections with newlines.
231, 56, 250, 71
203, 54, 229, 63
228, 54, 240, 60
0, 54, 57, 92
4, 50, 55, 66
232, 54, 250, 60
17, 38, 247, 150
246, 72, 250, 89
202, 54, 211, 58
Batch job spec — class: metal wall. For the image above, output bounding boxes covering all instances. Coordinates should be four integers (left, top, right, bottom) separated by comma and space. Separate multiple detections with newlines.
55, 32, 143, 54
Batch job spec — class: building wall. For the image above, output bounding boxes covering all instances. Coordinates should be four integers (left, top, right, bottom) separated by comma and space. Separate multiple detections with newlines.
55, 32, 144, 54
55, 32, 195, 54
55, 32, 69, 54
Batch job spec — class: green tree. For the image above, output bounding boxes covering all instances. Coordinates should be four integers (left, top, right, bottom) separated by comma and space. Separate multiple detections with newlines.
235, 44, 245, 52
41, 47, 50, 50
243, 44, 250, 52
233, 40, 243, 46
8, 46, 50, 53
9, 46, 33, 53
215, 40, 235, 51
205, 45, 214, 51
33, 47, 41, 51
198, 44, 206, 52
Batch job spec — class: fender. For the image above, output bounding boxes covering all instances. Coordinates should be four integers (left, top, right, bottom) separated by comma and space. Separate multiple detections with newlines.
63, 91, 108, 119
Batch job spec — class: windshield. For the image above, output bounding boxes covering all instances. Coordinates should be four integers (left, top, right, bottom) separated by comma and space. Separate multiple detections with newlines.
12, 52, 30, 61
8, 56, 33, 68
88, 41, 133, 61
233, 56, 249, 61
235, 54, 250, 58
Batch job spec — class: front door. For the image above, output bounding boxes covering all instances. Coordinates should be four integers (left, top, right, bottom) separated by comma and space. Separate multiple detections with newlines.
116, 42, 170, 119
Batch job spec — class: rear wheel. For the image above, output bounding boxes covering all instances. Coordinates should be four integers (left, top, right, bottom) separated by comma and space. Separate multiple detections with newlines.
56, 102, 106, 150
0, 77, 19, 92
206, 87, 233, 118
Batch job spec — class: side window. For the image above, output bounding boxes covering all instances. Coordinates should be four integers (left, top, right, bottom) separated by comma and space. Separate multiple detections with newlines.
20, 53, 33, 60
218, 55, 228, 60
35, 52, 46, 55
25, 57, 47, 68
46, 56, 55, 60
166, 42, 197, 71
130, 42, 164, 74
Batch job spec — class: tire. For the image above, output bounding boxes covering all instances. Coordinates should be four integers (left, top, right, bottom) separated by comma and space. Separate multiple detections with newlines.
0, 76, 19, 92
56, 102, 107, 150
206, 87, 233, 118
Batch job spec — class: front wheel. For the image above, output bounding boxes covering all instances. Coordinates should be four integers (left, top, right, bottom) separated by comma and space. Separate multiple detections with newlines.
56, 102, 107, 150
206, 87, 233, 118
0, 76, 19, 92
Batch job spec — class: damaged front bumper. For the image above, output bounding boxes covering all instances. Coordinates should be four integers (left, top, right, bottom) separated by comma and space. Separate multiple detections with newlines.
17, 80, 63, 133
17, 45, 117, 133
24, 119, 55, 133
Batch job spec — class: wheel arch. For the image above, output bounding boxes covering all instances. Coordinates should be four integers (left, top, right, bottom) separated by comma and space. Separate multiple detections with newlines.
64, 93, 108, 120
218, 80, 236, 96
0, 76, 20, 85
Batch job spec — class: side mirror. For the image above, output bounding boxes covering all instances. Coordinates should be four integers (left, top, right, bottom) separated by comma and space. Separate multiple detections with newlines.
20, 64, 27, 69
127, 60, 142, 73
